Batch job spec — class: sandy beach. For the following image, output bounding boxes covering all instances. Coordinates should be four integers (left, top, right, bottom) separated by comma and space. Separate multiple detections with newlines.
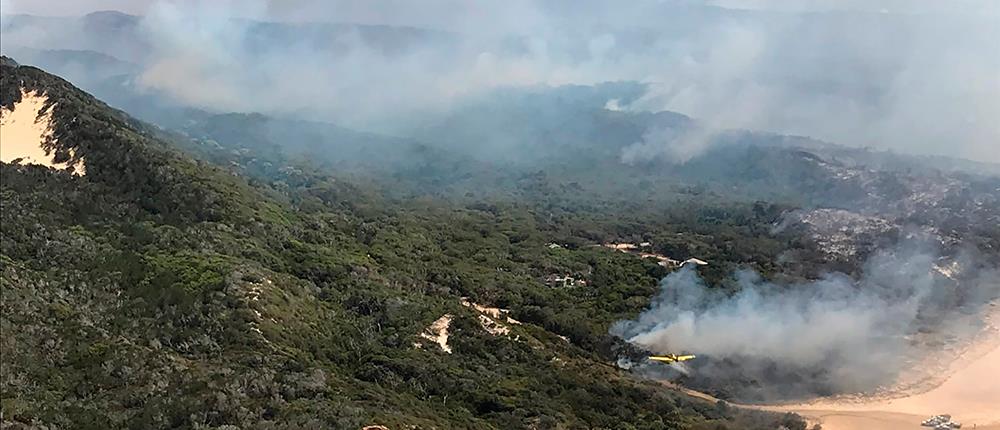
663, 302, 1000, 429
760, 302, 1000, 429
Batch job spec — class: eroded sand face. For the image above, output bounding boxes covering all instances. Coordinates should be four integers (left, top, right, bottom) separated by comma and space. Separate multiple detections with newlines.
0, 90, 85, 174
419, 314, 453, 353
461, 298, 521, 336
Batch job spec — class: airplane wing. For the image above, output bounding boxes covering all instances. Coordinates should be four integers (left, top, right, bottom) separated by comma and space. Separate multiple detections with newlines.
648, 354, 696, 363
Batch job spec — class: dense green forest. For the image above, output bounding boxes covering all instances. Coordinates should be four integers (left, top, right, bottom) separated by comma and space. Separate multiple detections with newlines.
1, 60, 814, 428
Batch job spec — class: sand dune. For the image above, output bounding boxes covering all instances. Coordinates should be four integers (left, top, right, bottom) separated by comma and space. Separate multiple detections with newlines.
0, 89, 85, 175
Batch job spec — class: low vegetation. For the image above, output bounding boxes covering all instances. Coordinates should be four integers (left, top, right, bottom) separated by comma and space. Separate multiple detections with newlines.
1, 60, 808, 428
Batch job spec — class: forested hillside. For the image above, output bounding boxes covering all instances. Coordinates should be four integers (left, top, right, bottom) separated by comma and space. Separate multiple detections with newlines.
1, 60, 807, 428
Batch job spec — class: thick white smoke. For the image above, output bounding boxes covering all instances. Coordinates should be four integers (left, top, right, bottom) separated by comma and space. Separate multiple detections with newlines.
620, 125, 720, 165
2, 0, 997, 161
611, 244, 1000, 395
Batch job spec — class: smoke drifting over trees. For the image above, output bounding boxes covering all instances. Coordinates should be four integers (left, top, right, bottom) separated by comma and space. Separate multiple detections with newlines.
612, 242, 1000, 399
2, 0, 998, 161
2, 0, 998, 405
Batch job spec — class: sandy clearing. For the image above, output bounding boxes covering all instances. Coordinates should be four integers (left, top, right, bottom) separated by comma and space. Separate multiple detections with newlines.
460, 298, 521, 325
416, 300, 523, 352
476, 314, 511, 336
603, 243, 639, 251
602, 243, 710, 267
0, 89, 85, 174
419, 314, 453, 353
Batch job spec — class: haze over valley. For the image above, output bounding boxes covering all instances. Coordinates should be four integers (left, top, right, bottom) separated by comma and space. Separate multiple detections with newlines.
1, 1, 998, 429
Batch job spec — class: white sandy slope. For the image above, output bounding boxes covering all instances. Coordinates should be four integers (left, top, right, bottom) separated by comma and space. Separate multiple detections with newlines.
419, 314, 454, 353
0, 89, 85, 174
416, 299, 523, 353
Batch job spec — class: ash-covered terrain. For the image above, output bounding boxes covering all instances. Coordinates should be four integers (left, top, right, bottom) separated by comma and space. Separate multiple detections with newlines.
613, 144, 1000, 401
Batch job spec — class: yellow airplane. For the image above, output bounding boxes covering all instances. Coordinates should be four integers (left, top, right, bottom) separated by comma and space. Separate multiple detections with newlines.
648, 354, 696, 364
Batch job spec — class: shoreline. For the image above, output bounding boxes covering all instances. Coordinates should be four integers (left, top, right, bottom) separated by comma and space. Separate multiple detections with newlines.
664, 301, 1000, 430
766, 302, 1000, 429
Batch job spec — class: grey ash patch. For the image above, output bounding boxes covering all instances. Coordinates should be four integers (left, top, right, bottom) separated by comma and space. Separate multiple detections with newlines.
783, 209, 896, 259
776, 147, 1000, 263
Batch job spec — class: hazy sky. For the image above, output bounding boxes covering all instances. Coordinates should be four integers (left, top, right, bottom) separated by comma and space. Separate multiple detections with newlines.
2, 0, 148, 16
6, 0, 999, 21
708, 0, 1000, 14
2, 0, 998, 162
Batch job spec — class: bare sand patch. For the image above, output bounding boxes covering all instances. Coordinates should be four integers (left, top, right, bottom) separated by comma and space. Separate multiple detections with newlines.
0, 89, 85, 174
416, 300, 524, 352
461, 298, 521, 325
418, 314, 453, 353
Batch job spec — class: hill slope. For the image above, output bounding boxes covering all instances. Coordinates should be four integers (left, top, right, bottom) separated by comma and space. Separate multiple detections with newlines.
0, 59, 805, 429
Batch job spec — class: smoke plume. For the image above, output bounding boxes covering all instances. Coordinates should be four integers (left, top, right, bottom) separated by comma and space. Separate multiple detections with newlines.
611, 243, 999, 399
2, 0, 997, 161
